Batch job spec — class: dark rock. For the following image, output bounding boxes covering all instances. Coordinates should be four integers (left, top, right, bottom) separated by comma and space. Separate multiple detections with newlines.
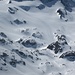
0, 52, 9, 62
2, 53, 8, 57
57, 9, 67, 18
47, 34, 68, 54
0, 67, 3, 70
2, 63, 6, 66
14, 0, 34, 2
8, 7, 18, 14
36, 4, 45, 10
23, 61, 26, 65
9, 59, 17, 67
14, 19, 23, 24
60, 51, 75, 61
40, 0, 58, 7
13, 49, 27, 59
23, 20, 26, 23
0, 39, 6, 44
61, 0, 75, 12
21, 29, 30, 35
28, 55, 33, 59
17, 60, 26, 65
40, 0, 75, 12
56, 34, 68, 45
14, 0, 23, 2
8, 39, 13, 43
17, 38, 23, 43
19, 6, 30, 11
0, 53, 8, 58
22, 39, 37, 48
56, 8, 68, 21
8, 0, 12, 3
65, 6, 72, 12
61, 0, 75, 7
47, 41, 62, 54
36, 50, 44, 55
0, 32, 7, 38
13, 19, 26, 25
32, 32, 43, 39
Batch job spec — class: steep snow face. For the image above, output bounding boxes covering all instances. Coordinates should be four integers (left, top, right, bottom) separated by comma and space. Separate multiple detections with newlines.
0, 0, 75, 75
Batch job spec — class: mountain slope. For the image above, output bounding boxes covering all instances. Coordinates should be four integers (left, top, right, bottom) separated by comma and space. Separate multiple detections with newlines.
0, 0, 75, 75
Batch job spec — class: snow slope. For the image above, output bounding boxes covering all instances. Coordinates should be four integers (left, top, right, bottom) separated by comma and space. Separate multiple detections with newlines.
0, 0, 75, 75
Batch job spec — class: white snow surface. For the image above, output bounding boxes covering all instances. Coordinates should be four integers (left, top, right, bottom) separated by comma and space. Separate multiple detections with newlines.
0, 0, 75, 75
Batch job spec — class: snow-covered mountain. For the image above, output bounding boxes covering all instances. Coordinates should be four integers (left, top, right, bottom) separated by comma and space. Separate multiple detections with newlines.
0, 0, 75, 75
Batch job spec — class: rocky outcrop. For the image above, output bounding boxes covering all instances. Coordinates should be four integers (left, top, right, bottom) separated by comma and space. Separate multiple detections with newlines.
19, 6, 30, 11
47, 34, 68, 54
40, 0, 75, 12
8, 7, 18, 14
36, 4, 45, 10
13, 19, 26, 25
40, 0, 58, 7
22, 39, 37, 48
12, 49, 27, 59
60, 51, 75, 61
61, 0, 75, 12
